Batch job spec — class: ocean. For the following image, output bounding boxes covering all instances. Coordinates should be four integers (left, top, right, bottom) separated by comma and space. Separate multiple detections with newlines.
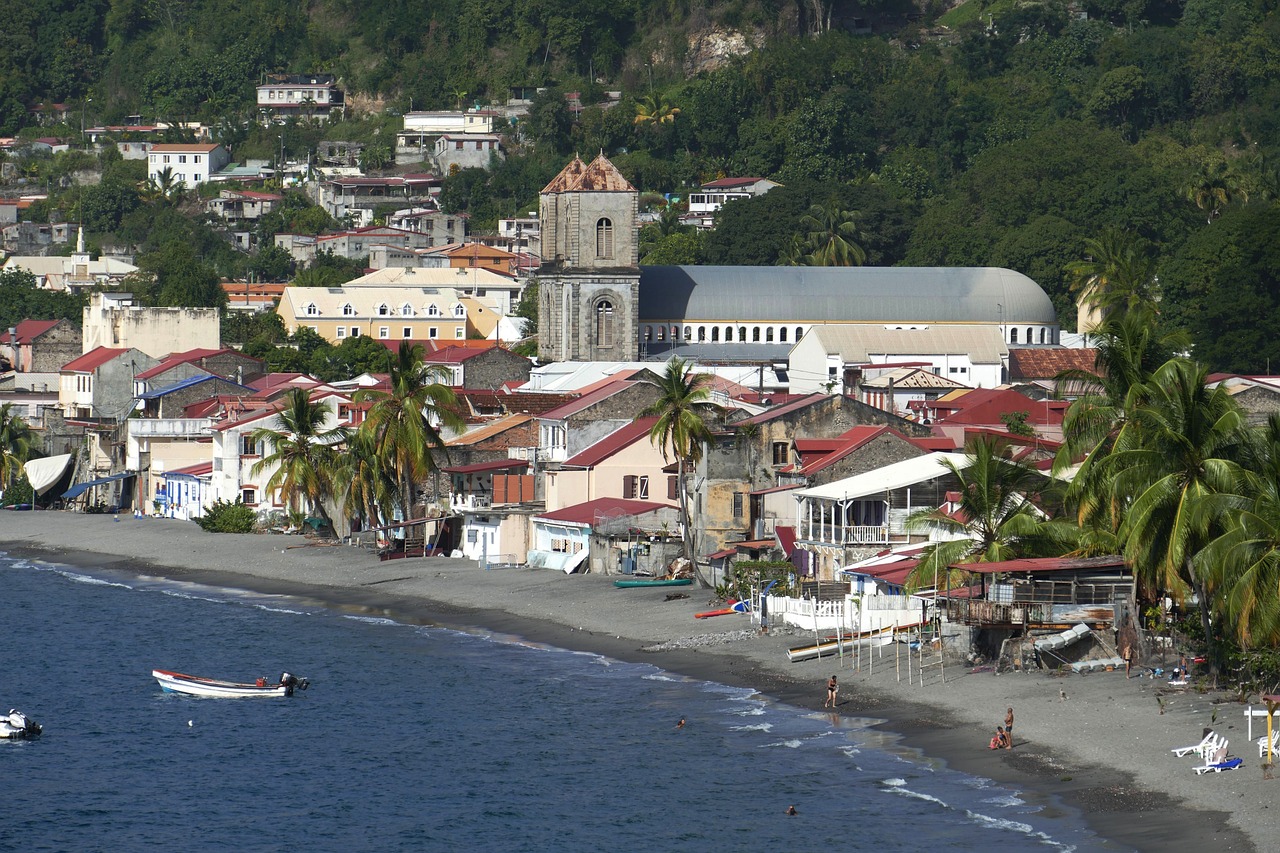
0, 553, 1118, 852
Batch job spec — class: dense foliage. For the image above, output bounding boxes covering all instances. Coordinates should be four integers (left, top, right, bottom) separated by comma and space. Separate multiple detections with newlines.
195, 498, 258, 533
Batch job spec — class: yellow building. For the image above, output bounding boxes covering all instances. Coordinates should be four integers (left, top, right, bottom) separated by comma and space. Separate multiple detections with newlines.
276, 283, 501, 344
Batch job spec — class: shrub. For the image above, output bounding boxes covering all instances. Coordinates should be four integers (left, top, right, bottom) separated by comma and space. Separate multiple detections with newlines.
196, 499, 257, 533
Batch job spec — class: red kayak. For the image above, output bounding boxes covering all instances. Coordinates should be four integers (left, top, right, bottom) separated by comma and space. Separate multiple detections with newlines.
695, 601, 739, 619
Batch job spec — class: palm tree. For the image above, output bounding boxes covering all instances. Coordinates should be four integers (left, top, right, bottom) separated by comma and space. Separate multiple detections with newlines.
634, 94, 681, 126
906, 434, 1069, 591
355, 341, 464, 518
1064, 228, 1159, 327
1184, 157, 1248, 224
0, 403, 35, 490
1200, 416, 1280, 649
638, 357, 720, 584
798, 202, 865, 267
1103, 358, 1246, 680
335, 426, 400, 535
249, 388, 348, 529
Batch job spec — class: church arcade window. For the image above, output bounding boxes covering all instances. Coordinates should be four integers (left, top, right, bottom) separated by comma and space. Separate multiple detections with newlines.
1039, 328, 1047, 344
595, 300, 615, 348
779, 327, 788, 343
711, 327, 719, 342
1010, 328, 1019, 344
596, 218, 614, 259
765, 327, 774, 342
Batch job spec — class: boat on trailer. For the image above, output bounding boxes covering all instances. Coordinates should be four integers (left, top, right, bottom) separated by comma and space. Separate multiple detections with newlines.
786, 624, 924, 663
152, 669, 309, 698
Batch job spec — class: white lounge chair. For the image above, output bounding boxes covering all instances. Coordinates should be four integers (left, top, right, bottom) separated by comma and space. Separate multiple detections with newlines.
1172, 732, 1220, 758
1194, 755, 1243, 775
1258, 731, 1280, 758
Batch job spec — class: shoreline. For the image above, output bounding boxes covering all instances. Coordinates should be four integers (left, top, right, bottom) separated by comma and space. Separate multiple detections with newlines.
1, 513, 1262, 851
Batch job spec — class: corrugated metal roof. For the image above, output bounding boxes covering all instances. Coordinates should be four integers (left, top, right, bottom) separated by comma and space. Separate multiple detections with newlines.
534, 497, 672, 525
795, 452, 971, 500
637, 266, 1056, 324
440, 459, 530, 474
563, 418, 657, 468
811, 325, 1008, 364
61, 347, 128, 372
541, 154, 633, 193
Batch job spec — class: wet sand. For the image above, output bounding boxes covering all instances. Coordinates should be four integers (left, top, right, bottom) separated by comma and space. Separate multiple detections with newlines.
1, 512, 1265, 851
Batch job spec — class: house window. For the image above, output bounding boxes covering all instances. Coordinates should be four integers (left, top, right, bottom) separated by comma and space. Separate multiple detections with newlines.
341, 303, 356, 316
194, 155, 202, 164
772, 442, 789, 465
401, 303, 414, 316
427, 304, 441, 317
429, 327, 438, 338
304, 303, 319, 316
595, 218, 614, 258
453, 304, 466, 318
455, 328, 465, 339
241, 435, 258, 456
376, 303, 390, 316
178, 155, 187, 164
733, 492, 744, 519
336, 326, 346, 338
350, 327, 360, 337
623, 475, 650, 500
403, 327, 413, 338
379, 327, 390, 338
241, 488, 257, 505
595, 300, 614, 348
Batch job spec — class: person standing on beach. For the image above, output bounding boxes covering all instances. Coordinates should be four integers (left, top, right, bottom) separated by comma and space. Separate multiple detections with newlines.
824, 675, 838, 708
1004, 707, 1014, 748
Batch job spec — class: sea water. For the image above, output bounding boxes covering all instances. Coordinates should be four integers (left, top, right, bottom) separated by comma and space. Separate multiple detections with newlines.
0, 553, 1120, 852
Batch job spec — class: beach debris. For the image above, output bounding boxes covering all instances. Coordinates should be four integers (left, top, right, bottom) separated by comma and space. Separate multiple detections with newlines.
664, 592, 689, 601
1060, 689, 1068, 702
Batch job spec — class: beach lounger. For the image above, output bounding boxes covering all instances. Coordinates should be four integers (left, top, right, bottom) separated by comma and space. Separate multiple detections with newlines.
1194, 757, 1243, 775
1258, 731, 1280, 758
1172, 732, 1220, 758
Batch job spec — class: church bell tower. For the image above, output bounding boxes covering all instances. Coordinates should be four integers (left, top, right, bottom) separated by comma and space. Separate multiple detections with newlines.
536, 154, 641, 362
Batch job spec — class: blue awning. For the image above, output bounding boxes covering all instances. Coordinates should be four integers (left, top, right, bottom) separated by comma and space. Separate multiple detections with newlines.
62, 472, 135, 500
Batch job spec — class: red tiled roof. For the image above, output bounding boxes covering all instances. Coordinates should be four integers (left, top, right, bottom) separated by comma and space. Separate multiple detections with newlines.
932, 389, 1068, 426
563, 418, 657, 468
134, 348, 243, 380
62, 347, 128, 373
740, 393, 828, 425
1007, 348, 1098, 381
539, 378, 636, 420
535, 497, 673, 525
0, 318, 60, 345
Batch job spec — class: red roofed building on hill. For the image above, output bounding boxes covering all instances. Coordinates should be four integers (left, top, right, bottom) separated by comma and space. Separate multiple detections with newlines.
0, 318, 80, 372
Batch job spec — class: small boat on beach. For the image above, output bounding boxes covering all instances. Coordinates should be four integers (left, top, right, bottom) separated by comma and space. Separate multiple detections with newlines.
786, 625, 915, 663
152, 669, 310, 698
0, 709, 41, 739
613, 578, 693, 588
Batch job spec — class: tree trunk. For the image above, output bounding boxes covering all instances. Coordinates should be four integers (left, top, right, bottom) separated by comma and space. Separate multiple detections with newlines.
677, 457, 709, 588
1191, 566, 1218, 686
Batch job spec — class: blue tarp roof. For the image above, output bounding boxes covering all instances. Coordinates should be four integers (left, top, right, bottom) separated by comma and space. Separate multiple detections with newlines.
62, 471, 135, 500
138, 374, 252, 400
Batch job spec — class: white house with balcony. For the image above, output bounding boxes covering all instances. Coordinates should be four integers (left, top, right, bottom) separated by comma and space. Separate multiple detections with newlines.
792, 452, 974, 580
686, 177, 781, 227
256, 74, 344, 123
207, 391, 356, 522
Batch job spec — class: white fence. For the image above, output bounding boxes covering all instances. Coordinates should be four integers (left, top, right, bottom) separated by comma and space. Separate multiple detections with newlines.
767, 593, 926, 633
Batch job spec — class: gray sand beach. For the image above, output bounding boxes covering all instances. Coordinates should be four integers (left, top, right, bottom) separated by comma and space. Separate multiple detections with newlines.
2, 512, 1267, 851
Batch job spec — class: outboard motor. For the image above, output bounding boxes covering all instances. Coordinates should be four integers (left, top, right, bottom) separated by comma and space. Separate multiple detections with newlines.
7, 709, 41, 738
279, 672, 298, 696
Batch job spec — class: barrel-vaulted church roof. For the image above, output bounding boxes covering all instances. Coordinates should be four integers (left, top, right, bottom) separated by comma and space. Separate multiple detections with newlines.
636, 266, 1057, 325
542, 154, 634, 193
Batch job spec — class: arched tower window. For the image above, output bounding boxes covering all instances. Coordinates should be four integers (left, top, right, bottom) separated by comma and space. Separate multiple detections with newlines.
779, 327, 788, 343
766, 327, 775, 342
795, 326, 803, 341
596, 218, 614, 259
711, 327, 720, 342
1026, 327, 1033, 344
1039, 328, 1046, 344
595, 300, 615, 348
1010, 328, 1019, 344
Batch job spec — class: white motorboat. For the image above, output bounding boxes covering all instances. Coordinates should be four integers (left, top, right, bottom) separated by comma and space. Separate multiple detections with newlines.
152, 669, 309, 698
0, 709, 42, 739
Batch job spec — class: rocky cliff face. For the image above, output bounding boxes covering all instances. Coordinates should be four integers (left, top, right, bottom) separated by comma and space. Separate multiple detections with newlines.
684, 27, 767, 74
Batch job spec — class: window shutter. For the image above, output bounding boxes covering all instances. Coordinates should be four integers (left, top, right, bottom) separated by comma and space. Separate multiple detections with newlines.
667, 476, 678, 501
623, 475, 637, 499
